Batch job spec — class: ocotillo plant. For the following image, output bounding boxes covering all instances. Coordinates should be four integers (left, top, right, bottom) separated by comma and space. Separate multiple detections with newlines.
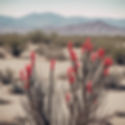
20, 51, 55, 125
66, 38, 113, 125
19, 38, 113, 125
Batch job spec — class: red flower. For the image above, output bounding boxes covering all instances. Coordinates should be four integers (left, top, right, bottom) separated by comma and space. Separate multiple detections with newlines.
65, 93, 71, 103
98, 48, 105, 59
104, 68, 109, 76
70, 49, 78, 62
50, 59, 56, 70
104, 57, 113, 67
26, 64, 32, 79
86, 81, 93, 93
30, 51, 36, 66
67, 42, 78, 63
67, 67, 75, 84
24, 64, 32, 90
82, 38, 93, 52
90, 52, 98, 62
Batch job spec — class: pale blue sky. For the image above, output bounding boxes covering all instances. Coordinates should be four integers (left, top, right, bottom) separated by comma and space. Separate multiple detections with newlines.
0, 0, 125, 18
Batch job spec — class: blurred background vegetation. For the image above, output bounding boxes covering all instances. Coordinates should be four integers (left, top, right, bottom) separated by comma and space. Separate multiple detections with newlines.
0, 30, 125, 64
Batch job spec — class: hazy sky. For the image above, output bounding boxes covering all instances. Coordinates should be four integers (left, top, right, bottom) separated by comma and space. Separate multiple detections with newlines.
0, 0, 125, 18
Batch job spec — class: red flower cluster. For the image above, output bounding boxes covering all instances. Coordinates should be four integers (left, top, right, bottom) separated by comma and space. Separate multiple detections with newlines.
19, 51, 36, 90
68, 42, 79, 72
68, 42, 77, 62
50, 59, 56, 70
67, 67, 75, 84
86, 81, 93, 93
98, 48, 105, 59
90, 48, 105, 62
67, 38, 113, 97
65, 92, 71, 103
103, 57, 113, 76
104, 57, 113, 67
70, 50, 77, 62
82, 38, 93, 52
26, 64, 32, 79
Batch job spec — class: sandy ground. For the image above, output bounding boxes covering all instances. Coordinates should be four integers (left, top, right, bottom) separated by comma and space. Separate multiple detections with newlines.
0, 56, 125, 125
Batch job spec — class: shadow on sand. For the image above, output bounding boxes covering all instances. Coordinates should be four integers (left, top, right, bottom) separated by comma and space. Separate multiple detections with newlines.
0, 98, 11, 105
116, 111, 125, 118
105, 84, 125, 91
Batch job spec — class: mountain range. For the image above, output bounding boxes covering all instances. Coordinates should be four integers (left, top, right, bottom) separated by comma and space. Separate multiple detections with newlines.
0, 12, 125, 36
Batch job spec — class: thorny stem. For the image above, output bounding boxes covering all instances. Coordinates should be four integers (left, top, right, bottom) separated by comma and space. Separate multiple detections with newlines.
82, 52, 90, 125
48, 69, 55, 125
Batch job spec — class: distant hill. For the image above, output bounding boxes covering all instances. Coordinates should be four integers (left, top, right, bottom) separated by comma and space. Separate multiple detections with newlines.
0, 12, 125, 36
45, 21, 125, 36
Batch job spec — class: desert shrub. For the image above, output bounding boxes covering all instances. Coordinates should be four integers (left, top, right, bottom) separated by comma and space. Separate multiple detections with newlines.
111, 48, 125, 65
0, 34, 27, 57
0, 69, 14, 84
0, 35, 7, 46
52, 35, 84, 47
104, 74, 119, 89
10, 41, 25, 57
49, 32, 58, 43
11, 80, 25, 94
6, 35, 26, 57
28, 30, 51, 44
19, 38, 115, 125
0, 31, 125, 58
35, 44, 48, 55
36, 44, 67, 61
45, 50, 67, 61
0, 48, 7, 58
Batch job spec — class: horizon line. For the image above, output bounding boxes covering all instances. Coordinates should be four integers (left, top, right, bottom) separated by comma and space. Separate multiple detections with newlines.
0, 11, 125, 20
